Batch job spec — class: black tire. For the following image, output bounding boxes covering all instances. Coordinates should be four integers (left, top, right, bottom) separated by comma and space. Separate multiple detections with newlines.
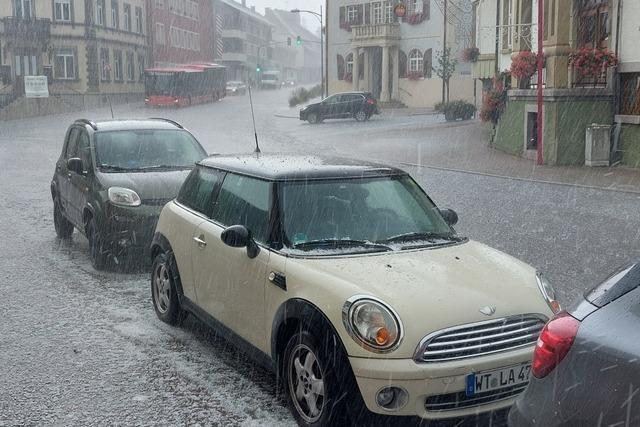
86, 217, 107, 270
307, 112, 320, 124
283, 329, 357, 426
53, 198, 74, 239
354, 110, 367, 122
151, 252, 186, 325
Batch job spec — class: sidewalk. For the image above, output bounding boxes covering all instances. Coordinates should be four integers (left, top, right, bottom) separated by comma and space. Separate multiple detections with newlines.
367, 120, 640, 194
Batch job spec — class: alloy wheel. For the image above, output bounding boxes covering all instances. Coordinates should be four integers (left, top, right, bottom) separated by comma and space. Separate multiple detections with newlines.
153, 263, 171, 314
288, 343, 325, 423
355, 110, 367, 121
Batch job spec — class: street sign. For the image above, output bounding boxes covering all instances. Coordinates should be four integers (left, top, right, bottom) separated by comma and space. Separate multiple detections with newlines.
24, 76, 49, 98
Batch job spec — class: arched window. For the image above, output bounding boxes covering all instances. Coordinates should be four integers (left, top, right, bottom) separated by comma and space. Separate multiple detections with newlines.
408, 49, 423, 73
345, 53, 354, 76
398, 50, 407, 78
337, 54, 345, 80
423, 48, 433, 78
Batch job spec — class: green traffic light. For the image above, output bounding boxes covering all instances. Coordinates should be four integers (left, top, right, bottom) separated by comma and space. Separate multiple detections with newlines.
296, 36, 302, 46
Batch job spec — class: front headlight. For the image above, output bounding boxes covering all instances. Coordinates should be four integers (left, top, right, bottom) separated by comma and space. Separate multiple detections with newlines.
536, 272, 561, 314
108, 187, 141, 207
342, 297, 403, 353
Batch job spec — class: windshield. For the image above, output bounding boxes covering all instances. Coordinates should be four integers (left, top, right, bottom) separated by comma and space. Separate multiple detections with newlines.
280, 176, 454, 253
145, 72, 177, 96
94, 130, 206, 171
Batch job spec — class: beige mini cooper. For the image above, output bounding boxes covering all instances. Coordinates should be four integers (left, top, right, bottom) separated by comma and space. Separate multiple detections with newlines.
150, 154, 559, 426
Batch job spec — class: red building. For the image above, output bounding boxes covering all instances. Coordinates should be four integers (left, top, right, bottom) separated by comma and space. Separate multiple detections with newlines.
147, 0, 215, 67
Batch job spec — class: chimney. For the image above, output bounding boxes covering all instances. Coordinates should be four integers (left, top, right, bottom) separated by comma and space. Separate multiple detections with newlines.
241, 0, 246, 6
251, 6, 255, 12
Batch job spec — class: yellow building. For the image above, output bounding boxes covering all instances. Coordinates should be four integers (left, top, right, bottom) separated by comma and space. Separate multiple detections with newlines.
0, 0, 147, 108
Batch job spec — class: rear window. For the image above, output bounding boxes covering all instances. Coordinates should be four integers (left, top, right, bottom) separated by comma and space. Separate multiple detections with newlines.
585, 263, 640, 308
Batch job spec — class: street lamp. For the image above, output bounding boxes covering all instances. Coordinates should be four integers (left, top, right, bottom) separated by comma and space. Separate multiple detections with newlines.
291, 7, 326, 98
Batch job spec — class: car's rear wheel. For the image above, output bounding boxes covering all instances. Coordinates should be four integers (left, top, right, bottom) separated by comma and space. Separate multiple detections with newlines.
53, 198, 74, 239
283, 330, 353, 426
354, 110, 367, 122
151, 252, 186, 325
307, 112, 320, 124
86, 217, 107, 270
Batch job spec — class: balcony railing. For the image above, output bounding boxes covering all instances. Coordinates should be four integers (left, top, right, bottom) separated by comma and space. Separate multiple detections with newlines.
351, 23, 400, 42
1, 17, 51, 42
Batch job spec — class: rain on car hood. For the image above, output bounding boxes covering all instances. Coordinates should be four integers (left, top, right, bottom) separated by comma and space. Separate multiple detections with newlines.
293, 239, 552, 356
97, 169, 192, 202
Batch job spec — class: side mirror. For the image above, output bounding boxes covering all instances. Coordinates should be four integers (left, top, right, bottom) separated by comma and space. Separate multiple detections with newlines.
221, 225, 260, 259
67, 157, 85, 175
439, 208, 459, 226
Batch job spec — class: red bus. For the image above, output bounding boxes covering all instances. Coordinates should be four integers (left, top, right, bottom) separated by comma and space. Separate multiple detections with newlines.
144, 63, 227, 107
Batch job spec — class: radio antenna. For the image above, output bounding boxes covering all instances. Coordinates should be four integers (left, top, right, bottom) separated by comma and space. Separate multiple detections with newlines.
247, 85, 261, 153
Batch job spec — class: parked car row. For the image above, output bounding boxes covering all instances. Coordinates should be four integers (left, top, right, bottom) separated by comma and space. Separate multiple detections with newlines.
51, 119, 640, 427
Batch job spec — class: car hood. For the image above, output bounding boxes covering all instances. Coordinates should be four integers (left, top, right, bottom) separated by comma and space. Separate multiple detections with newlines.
97, 169, 192, 202
286, 240, 552, 358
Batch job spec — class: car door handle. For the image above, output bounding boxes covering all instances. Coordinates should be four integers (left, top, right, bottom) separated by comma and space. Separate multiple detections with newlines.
193, 236, 207, 248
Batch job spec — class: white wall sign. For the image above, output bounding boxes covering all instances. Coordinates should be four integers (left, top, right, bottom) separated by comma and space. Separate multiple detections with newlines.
24, 76, 50, 98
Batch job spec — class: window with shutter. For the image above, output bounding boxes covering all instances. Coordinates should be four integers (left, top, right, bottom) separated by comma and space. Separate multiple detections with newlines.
424, 48, 433, 78
364, 3, 371, 25
339, 6, 346, 25
399, 50, 407, 78
424, 0, 430, 20
337, 55, 345, 80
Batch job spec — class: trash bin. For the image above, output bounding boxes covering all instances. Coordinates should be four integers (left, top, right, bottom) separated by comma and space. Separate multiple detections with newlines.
585, 124, 611, 167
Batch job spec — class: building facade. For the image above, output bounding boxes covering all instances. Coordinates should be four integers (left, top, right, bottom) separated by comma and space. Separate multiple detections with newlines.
327, 0, 474, 107
146, 0, 214, 67
473, 0, 640, 167
213, 0, 274, 84
264, 8, 321, 84
0, 0, 147, 103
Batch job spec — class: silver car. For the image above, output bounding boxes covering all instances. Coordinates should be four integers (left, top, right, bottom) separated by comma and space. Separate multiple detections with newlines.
509, 262, 640, 426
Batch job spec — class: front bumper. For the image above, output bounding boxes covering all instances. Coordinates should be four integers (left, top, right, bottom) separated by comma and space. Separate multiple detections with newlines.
349, 345, 534, 420
101, 203, 164, 258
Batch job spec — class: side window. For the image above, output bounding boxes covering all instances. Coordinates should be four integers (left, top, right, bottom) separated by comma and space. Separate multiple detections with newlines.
212, 174, 271, 243
177, 167, 223, 217
77, 131, 92, 170
65, 128, 80, 158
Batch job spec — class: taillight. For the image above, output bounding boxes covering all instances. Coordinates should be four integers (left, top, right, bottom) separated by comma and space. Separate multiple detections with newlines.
366, 98, 376, 105
532, 312, 580, 379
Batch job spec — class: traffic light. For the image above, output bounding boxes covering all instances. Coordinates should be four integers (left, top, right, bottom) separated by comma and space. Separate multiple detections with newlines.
296, 36, 302, 46
287, 37, 291, 46
256, 65, 261, 73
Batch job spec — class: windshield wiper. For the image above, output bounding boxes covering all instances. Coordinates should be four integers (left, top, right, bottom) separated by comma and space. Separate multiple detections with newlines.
99, 164, 131, 171
138, 164, 190, 170
382, 231, 459, 244
291, 239, 392, 252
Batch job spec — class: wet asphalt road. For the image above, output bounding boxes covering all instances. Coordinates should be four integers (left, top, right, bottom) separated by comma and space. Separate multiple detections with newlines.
1, 89, 639, 426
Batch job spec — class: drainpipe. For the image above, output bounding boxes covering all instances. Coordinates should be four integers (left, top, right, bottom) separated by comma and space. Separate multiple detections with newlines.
495, 0, 501, 76
611, 0, 623, 163
536, 0, 544, 165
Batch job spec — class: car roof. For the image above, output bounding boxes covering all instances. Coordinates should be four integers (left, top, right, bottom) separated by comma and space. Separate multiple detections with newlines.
199, 153, 406, 181
76, 118, 184, 132
332, 92, 370, 96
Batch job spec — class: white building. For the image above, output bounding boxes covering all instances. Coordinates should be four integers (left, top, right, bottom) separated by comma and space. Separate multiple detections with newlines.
327, 0, 474, 107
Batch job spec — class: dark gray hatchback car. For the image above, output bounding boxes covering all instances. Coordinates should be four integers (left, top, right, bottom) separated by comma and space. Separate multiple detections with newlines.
509, 262, 640, 426
51, 118, 207, 269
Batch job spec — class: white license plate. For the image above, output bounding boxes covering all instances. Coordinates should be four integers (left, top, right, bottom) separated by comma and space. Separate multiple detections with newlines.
465, 363, 531, 397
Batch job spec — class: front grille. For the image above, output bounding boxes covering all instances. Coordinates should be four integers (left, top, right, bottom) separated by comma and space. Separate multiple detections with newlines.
425, 383, 527, 411
415, 314, 546, 362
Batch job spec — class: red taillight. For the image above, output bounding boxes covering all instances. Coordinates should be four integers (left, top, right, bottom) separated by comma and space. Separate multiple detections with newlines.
366, 98, 376, 105
532, 312, 580, 379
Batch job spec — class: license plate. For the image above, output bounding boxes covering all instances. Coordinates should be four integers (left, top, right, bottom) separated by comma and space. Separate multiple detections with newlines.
465, 363, 531, 397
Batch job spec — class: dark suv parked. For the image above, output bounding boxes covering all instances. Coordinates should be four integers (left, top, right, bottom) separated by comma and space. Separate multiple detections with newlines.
51, 118, 207, 269
299, 92, 379, 124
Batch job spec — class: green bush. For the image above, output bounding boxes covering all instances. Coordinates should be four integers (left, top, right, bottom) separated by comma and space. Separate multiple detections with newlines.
440, 100, 476, 121
288, 84, 323, 107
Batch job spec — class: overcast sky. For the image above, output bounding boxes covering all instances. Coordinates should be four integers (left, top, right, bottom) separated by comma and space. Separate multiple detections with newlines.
244, 0, 324, 32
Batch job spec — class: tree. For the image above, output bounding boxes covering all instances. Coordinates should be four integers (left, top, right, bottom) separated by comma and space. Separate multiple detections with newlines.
433, 47, 458, 103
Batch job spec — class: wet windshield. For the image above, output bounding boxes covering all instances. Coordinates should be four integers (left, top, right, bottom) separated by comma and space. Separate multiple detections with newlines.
94, 130, 206, 171
281, 176, 454, 252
